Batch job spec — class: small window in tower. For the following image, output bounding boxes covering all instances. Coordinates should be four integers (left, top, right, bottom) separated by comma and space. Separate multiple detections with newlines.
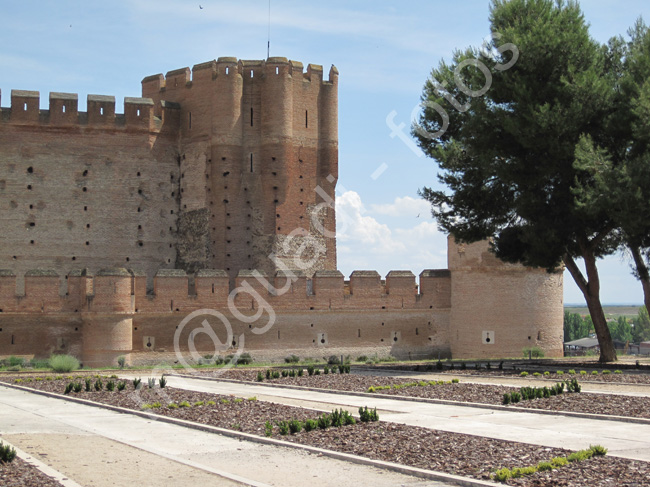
226, 66, 229, 75
250, 153, 253, 172
250, 70, 254, 78
62, 105, 66, 113
250, 107, 254, 126
23, 103, 27, 111
137, 109, 141, 117
100, 107, 104, 115
275, 66, 279, 75
305, 110, 308, 128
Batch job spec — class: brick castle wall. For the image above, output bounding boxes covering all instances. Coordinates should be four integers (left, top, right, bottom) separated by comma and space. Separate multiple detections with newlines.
0, 57, 564, 364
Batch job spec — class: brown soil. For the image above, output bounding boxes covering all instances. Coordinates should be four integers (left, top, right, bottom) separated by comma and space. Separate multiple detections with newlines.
2, 374, 650, 486
0, 457, 63, 487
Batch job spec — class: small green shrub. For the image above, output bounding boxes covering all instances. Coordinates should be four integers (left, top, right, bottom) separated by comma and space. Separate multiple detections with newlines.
234, 398, 243, 403
520, 371, 529, 377
272, 370, 280, 379
206, 400, 216, 406
511, 466, 537, 478
451, 378, 459, 384
117, 381, 126, 391
265, 369, 271, 380
105, 380, 115, 392
556, 370, 564, 375
64, 382, 74, 394
247, 396, 257, 401
94, 378, 103, 391
510, 392, 521, 403
460, 362, 467, 370
178, 401, 191, 408
356, 355, 368, 363
592, 370, 599, 375
277, 420, 290, 435
117, 355, 126, 369
159, 376, 167, 388
533, 372, 541, 377
85, 377, 92, 392
285, 354, 300, 363
147, 378, 156, 388
288, 419, 303, 434
297, 368, 304, 377
614, 369, 623, 374
493, 467, 512, 481
602, 369, 611, 375
317, 414, 331, 429
543, 371, 550, 377
264, 421, 273, 437
327, 355, 340, 365
568, 450, 593, 462
537, 461, 553, 471
256, 371, 264, 382
281, 369, 289, 378
522, 346, 545, 358
323, 365, 329, 374
551, 457, 568, 467
194, 401, 204, 406
220, 398, 230, 404
589, 444, 608, 456
568, 369, 576, 374
304, 419, 318, 432
0, 442, 17, 464
314, 368, 321, 375
502, 393, 511, 405
358, 406, 379, 422
73, 382, 82, 393
133, 378, 142, 390
49, 354, 80, 373
168, 403, 178, 409
288, 369, 296, 378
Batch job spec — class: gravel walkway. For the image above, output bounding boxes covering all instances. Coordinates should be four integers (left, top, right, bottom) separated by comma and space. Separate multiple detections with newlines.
3, 375, 650, 486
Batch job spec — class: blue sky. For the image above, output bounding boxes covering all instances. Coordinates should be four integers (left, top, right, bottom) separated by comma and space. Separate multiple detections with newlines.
1, 1, 649, 305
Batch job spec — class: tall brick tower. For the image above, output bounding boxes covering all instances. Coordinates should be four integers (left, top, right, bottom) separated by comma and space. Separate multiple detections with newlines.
142, 57, 339, 279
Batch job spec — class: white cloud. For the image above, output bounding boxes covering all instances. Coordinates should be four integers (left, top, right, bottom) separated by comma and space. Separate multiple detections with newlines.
336, 191, 448, 276
370, 195, 431, 218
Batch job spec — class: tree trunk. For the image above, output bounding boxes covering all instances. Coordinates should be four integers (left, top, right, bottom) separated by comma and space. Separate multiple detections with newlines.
563, 252, 617, 363
629, 244, 650, 313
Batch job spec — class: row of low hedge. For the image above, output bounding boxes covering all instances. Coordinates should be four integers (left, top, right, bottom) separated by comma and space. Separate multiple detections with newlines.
493, 445, 607, 482
267, 406, 379, 436
367, 379, 459, 393
503, 379, 581, 405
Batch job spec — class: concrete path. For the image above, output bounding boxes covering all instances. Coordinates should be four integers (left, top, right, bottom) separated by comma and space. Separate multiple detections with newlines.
0, 385, 453, 487
160, 374, 650, 462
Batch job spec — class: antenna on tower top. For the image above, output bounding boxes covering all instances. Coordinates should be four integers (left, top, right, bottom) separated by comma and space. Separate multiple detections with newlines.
267, 0, 271, 58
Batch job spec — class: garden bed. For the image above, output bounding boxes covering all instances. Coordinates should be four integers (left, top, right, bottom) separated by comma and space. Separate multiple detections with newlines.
2, 375, 650, 486
194, 369, 650, 420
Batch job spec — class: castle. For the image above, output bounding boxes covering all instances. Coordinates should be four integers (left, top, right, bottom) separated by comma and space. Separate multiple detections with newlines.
0, 57, 564, 366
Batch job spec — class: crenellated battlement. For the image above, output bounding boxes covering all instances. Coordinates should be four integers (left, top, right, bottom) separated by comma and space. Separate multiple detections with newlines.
141, 57, 338, 94
0, 89, 178, 132
0, 267, 450, 315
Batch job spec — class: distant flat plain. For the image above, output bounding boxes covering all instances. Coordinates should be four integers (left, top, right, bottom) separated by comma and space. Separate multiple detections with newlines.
565, 305, 641, 318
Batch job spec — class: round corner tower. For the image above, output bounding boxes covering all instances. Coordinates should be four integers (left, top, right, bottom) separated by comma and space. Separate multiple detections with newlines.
81, 268, 134, 367
447, 237, 564, 359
